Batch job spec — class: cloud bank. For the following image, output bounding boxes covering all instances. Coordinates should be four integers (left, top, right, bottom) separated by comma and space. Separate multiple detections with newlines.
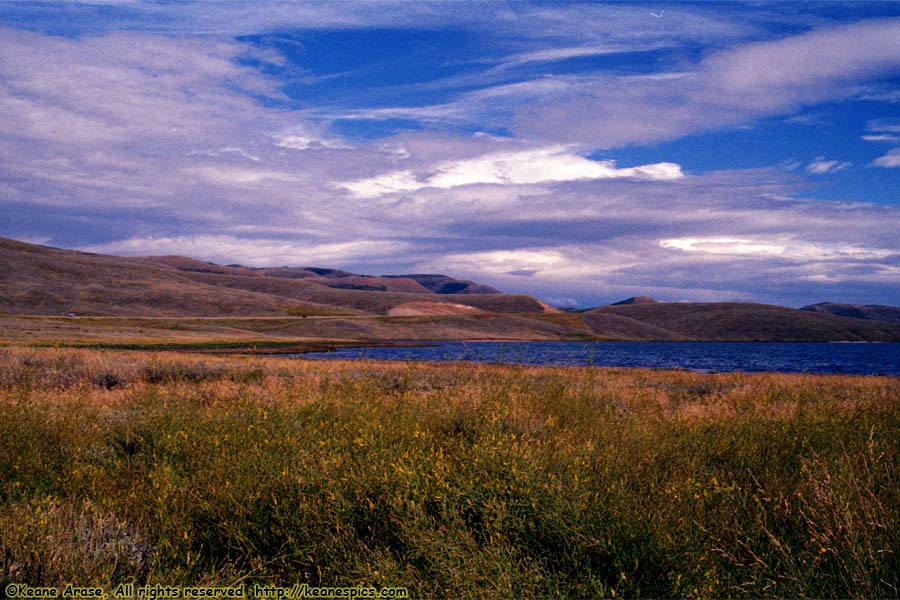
1, 7, 899, 307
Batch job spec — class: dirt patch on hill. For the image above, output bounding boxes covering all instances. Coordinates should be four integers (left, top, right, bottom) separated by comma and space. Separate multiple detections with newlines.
387, 301, 486, 317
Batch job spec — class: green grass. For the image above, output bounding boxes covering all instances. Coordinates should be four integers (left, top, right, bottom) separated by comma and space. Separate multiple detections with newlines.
1, 348, 898, 598
28, 339, 354, 353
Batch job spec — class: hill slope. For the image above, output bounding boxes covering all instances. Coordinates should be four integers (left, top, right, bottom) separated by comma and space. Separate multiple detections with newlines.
801, 302, 900, 324
4, 237, 899, 342
0, 237, 550, 317
610, 296, 658, 306
584, 302, 900, 342
136, 256, 487, 294
382, 274, 501, 294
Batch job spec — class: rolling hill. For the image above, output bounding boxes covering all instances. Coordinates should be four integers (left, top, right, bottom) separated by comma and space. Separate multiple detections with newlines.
610, 295, 659, 305
0, 237, 549, 318
583, 302, 900, 342
801, 302, 900, 324
3, 236, 899, 343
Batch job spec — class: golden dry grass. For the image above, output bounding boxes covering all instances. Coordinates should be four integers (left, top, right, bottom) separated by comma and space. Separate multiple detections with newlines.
0, 314, 592, 349
1, 347, 898, 598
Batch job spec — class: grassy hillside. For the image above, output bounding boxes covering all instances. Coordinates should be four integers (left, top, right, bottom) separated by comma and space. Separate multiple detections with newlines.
0, 313, 594, 349
382, 273, 500, 294
4, 237, 900, 342
0, 238, 346, 317
585, 302, 900, 342
137, 256, 437, 293
0, 237, 549, 318
173, 271, 548, 315
801, 302, 900, 324
1, 347, 898, 597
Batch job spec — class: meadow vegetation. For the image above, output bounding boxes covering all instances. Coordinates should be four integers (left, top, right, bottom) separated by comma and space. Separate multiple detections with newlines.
0, 347, 898, 598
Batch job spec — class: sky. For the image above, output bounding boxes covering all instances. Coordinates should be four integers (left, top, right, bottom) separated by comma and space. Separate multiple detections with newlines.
1, 1, 899, 308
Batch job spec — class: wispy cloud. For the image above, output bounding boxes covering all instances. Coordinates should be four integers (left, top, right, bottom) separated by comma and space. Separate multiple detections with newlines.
319, 17, 900, 149
3, 1, 758, 44
806, 157, 852, 175
499, 46, 637, 66
699, 18, 900, 107
516, 17, 900, 147
659, 237, 891, 261
862, 134, 900, 143
81, 235, 410, 267
0, 27, 283, 148
864, 118, 900, 167
341, 146, 683, 198
1, 8, 899, 307
873, 148, 900, 168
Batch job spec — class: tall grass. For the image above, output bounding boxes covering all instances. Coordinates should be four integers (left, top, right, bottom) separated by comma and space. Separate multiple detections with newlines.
1, 347, 898, 598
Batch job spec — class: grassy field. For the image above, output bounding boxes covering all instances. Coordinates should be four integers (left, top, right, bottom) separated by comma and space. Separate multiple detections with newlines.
1, 347, 898, 598
0, 314, 596, 351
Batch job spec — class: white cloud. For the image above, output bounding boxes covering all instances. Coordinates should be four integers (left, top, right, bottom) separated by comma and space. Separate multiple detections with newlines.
431, 245, 631, 284
342, 171, 423, 198
862, 134, 900, 143
0, 27, 282, 148
10, 1, 756, 47
867, 119, 900, 133
192, 147, 261, 162
2, 21, 899, 307
700, 18, 900, 107
660, 237, 787, 257
341, 18, 900, 148
341, 146, 682, 197
183, 166, 304, 185
805, 157, 851, 175
659, 236, 892, 261
502, 46, 633, 65
81, 235, 409, 267
873, 148, 900, 168
546, 18, 900, 146
859, 89, 900, 103
864, 119, 900, 168
273, 128, 352, 151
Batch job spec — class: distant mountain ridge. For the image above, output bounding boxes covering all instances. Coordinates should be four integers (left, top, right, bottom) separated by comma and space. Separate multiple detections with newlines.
801, 302, 900, 324
610, 296, 658, 305
382, 274, 500, 295
2, 237, 900, 342
138, 255, 499, 295
583, 301, 900, 342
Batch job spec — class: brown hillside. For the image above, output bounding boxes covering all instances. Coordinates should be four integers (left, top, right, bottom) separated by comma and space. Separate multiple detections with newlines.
0, 238, 340, 317
586, 302, 900, 342
138, 257, 474, 295
136, 255, 258, 277
301, 275, 433, 293
0, 237, 551, 318
610, 295, 658, 305
6, 237, 897, 342
582, 311, 691, 340
384, 274, 501, 294
801, 302, 900, 324
174, 271, 549, 315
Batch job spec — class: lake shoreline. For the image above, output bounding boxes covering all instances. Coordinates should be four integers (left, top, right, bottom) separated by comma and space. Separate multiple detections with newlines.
291, 339, 900, 376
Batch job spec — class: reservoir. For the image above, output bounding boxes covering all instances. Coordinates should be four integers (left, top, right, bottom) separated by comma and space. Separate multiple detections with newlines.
298, 341, 900, 376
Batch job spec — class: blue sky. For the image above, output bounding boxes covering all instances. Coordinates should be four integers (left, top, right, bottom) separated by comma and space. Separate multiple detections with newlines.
1, 1, 899, 307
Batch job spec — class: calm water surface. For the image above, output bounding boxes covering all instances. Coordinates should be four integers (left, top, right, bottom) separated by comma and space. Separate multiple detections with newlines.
298, 341, 900, 375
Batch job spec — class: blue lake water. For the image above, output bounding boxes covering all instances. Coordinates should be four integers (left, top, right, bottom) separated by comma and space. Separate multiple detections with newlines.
298, 341, 900, 376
